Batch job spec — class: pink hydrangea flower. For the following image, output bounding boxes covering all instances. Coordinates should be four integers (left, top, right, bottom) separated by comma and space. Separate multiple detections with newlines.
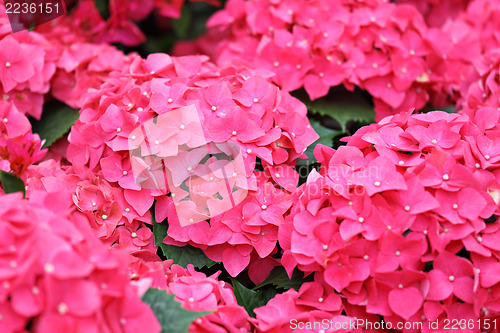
280, 110, 500, 323
65, 52, 317, 276
175, 0, 471, 118
254, 285, 355, 333
0, 132, 47, 179
0, 191, 160, 333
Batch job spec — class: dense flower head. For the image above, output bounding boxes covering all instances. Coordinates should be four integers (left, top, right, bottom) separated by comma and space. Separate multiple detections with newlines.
34, 0, 219, 47
0, 191, 160, 333
0, 2, 135, 139
48, 42, 136, 109
405, 0, 500, 114
0, 5, 58, 140
394, 0, 471, 27
174, 0, 472, 119
0, 132, 47, 179
125, 253, 258, 332
29, 7, 136, 109
253, 283, 355, 333
125, 257, 258, 332
26, 160, 155, 253
448, 0, 500, 55
0, 29, 57, 120
66, 52, 317, 276
280, 110, 500, 324
24, 160, 256, 333
165, 264, 258, 332
458, 49, 500, 118
162, 172, 292, 278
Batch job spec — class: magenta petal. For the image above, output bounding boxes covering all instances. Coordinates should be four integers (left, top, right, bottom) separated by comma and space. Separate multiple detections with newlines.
66, 281, 100, 316
51, 279, 100, 317
339, 219, 364, 240
453, 277, 474, 303
388, 287, 423, 320
426, 270, 453, 301
261, 206, 283, 225
11, 286, 42, 317
100, 154, 124, 182
124, 189, 154, 216
480, 262, 500, 287
52, 250, 94, 279
154, 196, 170, 223
222, 247, 251, 277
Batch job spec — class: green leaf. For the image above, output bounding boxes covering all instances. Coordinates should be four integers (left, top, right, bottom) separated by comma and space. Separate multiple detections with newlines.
296, 119, 342, 166
441, 106, 455, 113
252, 266, 313, 292
231, 279, 277, 318
152, 213, 217, 269
143, 35, 176, 55
172, 6, 192, 39
142, 288, 211, 333
187, 2, 218, 39
0, 171, 25, 197
28, 22, 37, 32
31, 103, 79, 149
303, 92, 375, 132
95, 0, 110, 19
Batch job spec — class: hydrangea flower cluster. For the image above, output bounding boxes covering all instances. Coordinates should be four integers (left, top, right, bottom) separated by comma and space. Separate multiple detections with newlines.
396, 0, 500, 114
0, 1, 136, 145
175, 0, 469, 119
66, 52, 317, 276
48, 41, 135, 109
36, 0, 219, 46
161, 172, 292, 279
164, 264, 257, 332
394, 0, 471, 27
0, 191, 160, 333
254, 282, 355, 332
0, 132, 46, 181
24, 160, 259, 332
458, 49, 500, 117
26, 159, 156, 252
279, 110, 500, 324
0, 13, 57, 137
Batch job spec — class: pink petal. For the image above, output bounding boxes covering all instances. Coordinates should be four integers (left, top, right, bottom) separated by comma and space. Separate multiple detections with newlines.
124, 189, 154, 216
426, 270, 453, 301
52, 250, 94, 279
222, 247, 251, 277
388, 287, 423, 320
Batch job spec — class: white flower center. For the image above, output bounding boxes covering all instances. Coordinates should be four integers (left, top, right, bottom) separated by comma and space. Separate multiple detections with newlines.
58, 303, 68, 315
